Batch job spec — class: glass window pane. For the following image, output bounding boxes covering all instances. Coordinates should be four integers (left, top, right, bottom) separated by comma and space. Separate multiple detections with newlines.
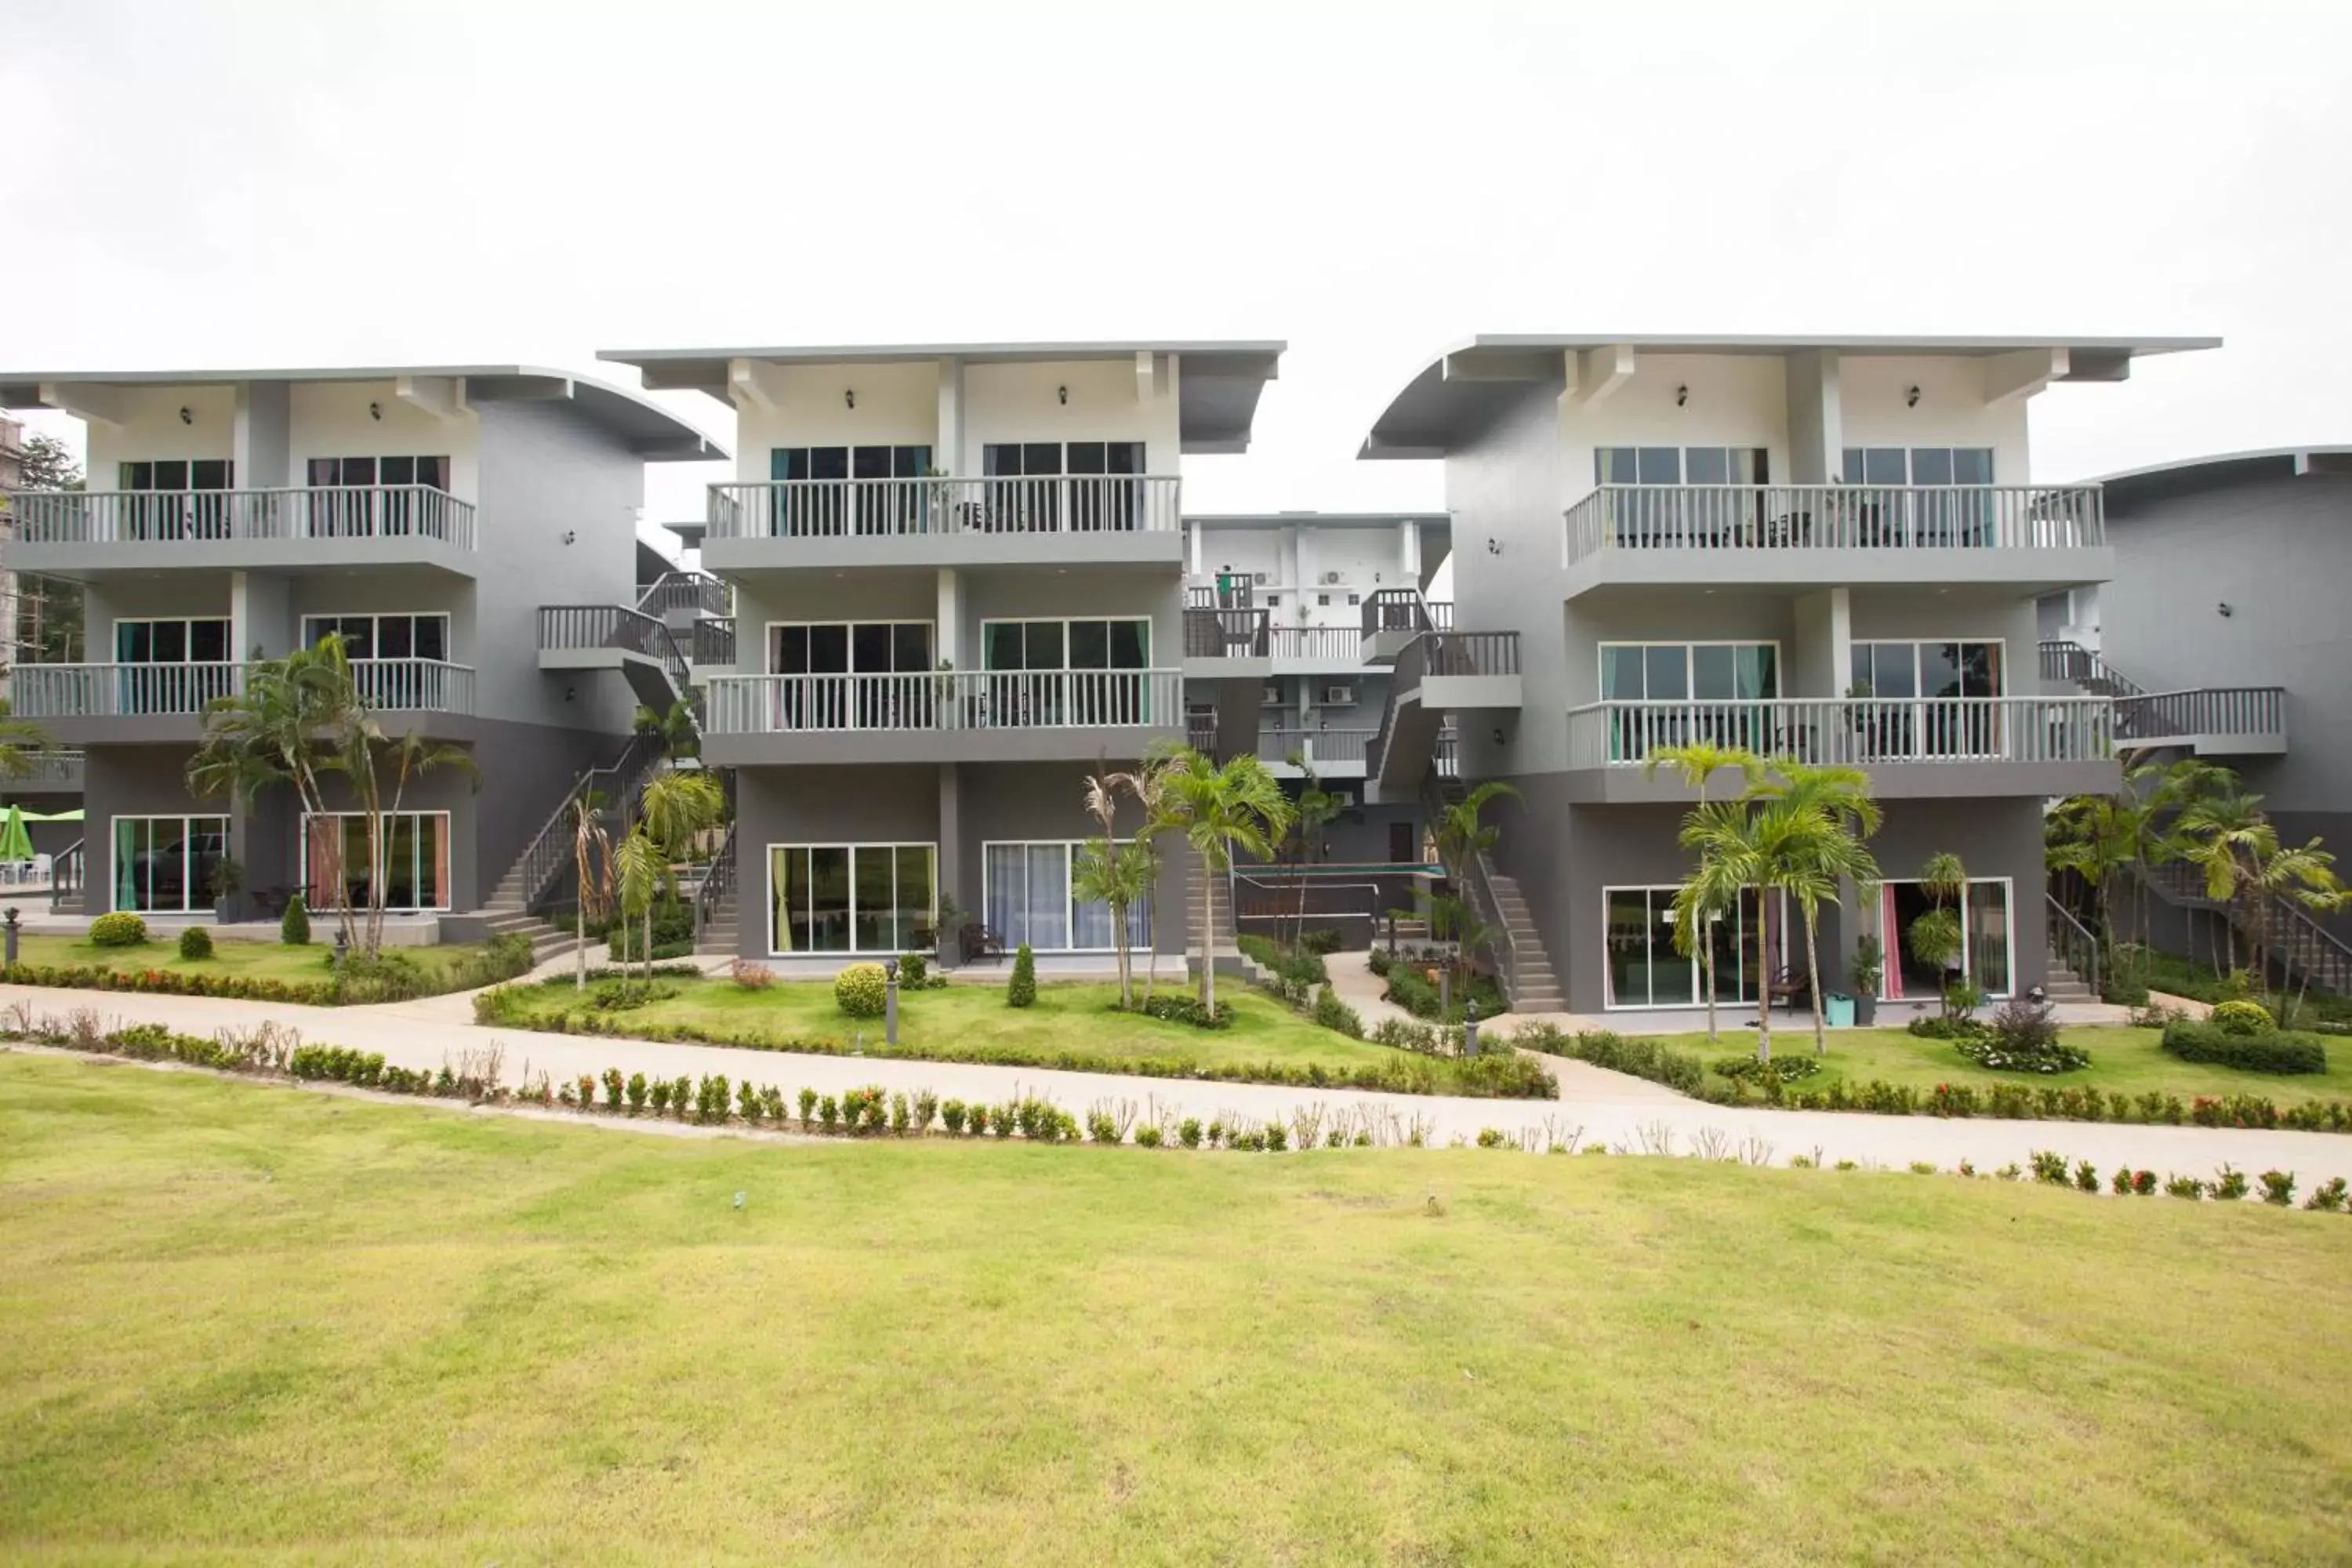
379, 456, 415, 486
808, 848, 851, 952
892, 623, 931, 673
1601, 645, 1644, 701
851, 624, 891, 674
895, 846, 935, 951
1635, 448, 1682, 485
853, 845, 894, 951
1643, 645, 1689, 701
771, 847, 804, 953
153, 460, 187, 491
1863, 448, 1907, 485
379, 617, 413, 659
1069, 620, 1109, 670
983, 444, 1022, 477
1733, 448, 1767, 485
154, 622, 187, 663
415, 615, 448, 662
985, 844, 1025, 945
1606, 889, 1652, 1007
1741, 645, 1778, 699
1025, 622, 1064, 671
1910, 448, 1953, 486
1107, 441, 1145, 475
1952, 448, 1993, 485
852, 446, 891, 479
1691, 645, 1735, 700
1840, 448, 1864, 484
1067, 441, 1106, 475
1967, 882, 2011, 996
982, 623, 1023, 671
1022, 443, 1062, 476
807, 625, 848, 673
893, 445, 930, 478
810, 448, 849, 481
191, 620, 228, 662
1109, 619, 1147, 669
1024, 844, 1069, 949
1684, 447, 1729, 485
1919, 643, 1962, 699
1648, 890, 1696, 1005
1596, 448, 1637, 485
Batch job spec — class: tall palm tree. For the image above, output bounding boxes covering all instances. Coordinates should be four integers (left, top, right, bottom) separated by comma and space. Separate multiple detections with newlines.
0, 713, 54, 782
1433, 780, 1520, 887
2179, 789, 2273, 975
350, 732, 477, 957
634, 700, 700, 763
1679, 799, 1780, 1061
1148, 740, 1296, 1017
1647, 742, 1764, 1042
634, 769, 724, 980
1073, 836, 1156, 1007
1114, 751, 1180, 1004
568, 790, 614, 992
187, 634, 368, 953
1751, 761, 1882, 1054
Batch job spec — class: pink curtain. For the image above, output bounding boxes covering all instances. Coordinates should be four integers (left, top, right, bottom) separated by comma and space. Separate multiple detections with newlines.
1880, 883, 1902, 1001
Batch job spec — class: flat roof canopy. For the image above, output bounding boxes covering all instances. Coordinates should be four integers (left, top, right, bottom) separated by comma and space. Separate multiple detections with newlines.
1183, 510, 1451, 533
2096, 445, 2352, 508
597, 339, 1284, 455
0, 364, 726, 462
1361, 332, 2223, 459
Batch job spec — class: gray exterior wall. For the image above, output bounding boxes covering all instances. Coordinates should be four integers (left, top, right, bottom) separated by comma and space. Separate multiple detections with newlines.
1489, 785, 2050, 1013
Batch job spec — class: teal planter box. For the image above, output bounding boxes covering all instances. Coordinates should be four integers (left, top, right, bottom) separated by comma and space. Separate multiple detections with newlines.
1823, 992, 1856, 1028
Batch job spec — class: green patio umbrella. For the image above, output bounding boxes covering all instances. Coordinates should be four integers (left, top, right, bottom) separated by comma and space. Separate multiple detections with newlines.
18, 808, 82, 822
0, 805, 32, 862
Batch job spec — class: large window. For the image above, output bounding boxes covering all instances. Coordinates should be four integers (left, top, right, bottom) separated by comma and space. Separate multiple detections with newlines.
981, 617, 1152, 726
1850, 640, 2005, 757
1604, 885, 1774, 1010
768, 621, 934, 728
982, 441, 1148, 532
984, 840, 1152, 953
768, 445, 931, 535
303, 812, 452, 913
1840, 448, 1993, 486
1594, 447, 1769, 485
768, 844, 935, 954
1600, 641, 1780, 760
303, 612, 451, 661
118, 459, 234, 540
1878, 878, 2012, 1000
113, 617, 234, 713
1839, 448, 1996, 544
303, 456, 452, 537
113, 815, 227, 913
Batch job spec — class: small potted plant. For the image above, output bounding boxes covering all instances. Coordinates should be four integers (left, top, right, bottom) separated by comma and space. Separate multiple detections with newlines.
209, 855, 245, 925
935, 889, 965, 969
1849, 934, 1883, 1026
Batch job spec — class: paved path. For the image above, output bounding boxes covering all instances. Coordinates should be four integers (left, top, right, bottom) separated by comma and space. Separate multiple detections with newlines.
6, 979, 2350, 1186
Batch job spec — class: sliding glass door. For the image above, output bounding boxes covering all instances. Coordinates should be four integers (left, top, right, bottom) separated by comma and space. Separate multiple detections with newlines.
1599, 641, 1778, 760
768, 844, 935, 955
1604, 885, 1773, 1010
1878, 879, 2013, 1000
984, 840, 1152, 953
1849, 641, 2005, 759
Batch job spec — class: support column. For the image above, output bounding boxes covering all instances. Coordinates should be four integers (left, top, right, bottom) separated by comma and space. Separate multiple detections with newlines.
937, 763, 964, 965
935, 568, 964, 671
1400, 519, 1421, 585
935, 358, 964, 476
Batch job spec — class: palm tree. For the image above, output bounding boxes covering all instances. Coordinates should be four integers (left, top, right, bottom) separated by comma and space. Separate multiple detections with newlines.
2179, 789, 2272, 975
1073, 836, 1156, 1007
1116, 750, 1181, 1004
1281, 758, 1345, 950
634, 769, 724, 981
0, 712, 54, 782
187, 634, 368, 953
613, 829, 666, 989
1664, 841, 1751, 1045
350, 731, 477, 957
1750, 761, 1882, 1054
1647, 742, 1763, 1042
1433, 780, 1520, 887
634, 700, 700, 764
1148, 740, 1296, 1018
1906, 851, 1969, 1011
1679, 799, 1780, 1061
568, 790, 614, 992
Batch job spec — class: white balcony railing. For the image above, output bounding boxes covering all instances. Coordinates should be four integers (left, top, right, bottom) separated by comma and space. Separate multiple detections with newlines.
11, 659, 474, 719
1259, 728, 1375, 768
1562, 485, 2103, 564
706, 670, 1184, 735
13, 662, 242, 718
706, 476, 1181, 543
2, 486, 477, 550
1566, 696, 2114, 771
347, 659, 476, 714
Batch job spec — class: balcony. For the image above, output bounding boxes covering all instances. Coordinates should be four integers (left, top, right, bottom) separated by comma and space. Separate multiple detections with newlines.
2, 486, 478, 578
1258, 727, 1375, 779
1, 748, 85, 793
1559, 485, 2109, 597
2039, 641, 2285, 757
702, 669, 1185, 766
691, 616, 737, 673
1562, 695, 2117, 800
1361, 590, 1453, 662
537, 606, 690, 713
703, 476, 1182, 573
12, 659, 475, 743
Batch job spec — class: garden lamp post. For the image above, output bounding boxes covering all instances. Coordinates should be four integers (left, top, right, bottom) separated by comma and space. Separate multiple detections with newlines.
1463, 998, 1479, 1058
3, 906, 18, 967
884, 957, 900, 1047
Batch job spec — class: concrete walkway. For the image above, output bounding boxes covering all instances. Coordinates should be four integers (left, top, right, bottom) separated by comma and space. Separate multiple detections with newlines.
8, 977, 2351, 1185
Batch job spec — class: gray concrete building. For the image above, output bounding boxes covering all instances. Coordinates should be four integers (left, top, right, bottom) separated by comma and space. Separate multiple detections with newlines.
1351, 332, 2221, 1016
596, 340, 1283, 969
0, 365, 719, 928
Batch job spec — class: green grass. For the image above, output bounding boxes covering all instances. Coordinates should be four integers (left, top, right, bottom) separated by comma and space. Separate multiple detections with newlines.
497, 974, 1441, 1076
9, 931, 492, 989
3, 1054, 2347, 1564
1657, 1020, 2352, 1105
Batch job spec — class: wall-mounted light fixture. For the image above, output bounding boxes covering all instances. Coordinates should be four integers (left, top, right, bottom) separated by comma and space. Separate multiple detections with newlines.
178, 406, 192, 426
1675, 384, 1689, 408
561, 529, 577, 545
368, 401, 383, 422
844, 389, 855, 410
564, 685, 577, 702
1904, 385, 1922, 408
1492, 726, 1506, 747
1057, 384, 1069, 405
2217, 601, 2234, 618
1486, 536, 1501, 555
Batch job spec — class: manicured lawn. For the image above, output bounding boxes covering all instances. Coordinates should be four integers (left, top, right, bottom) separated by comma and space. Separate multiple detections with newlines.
1655, 1020, 2352, 1105
494, 973, 1465, 1080
8, 931, 494, 989
3, 1055, 2347, 1564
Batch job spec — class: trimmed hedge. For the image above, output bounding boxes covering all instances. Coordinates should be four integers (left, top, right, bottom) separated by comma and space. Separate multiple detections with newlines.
89, 913, 147, 948
2161, 1020, 2330, 1076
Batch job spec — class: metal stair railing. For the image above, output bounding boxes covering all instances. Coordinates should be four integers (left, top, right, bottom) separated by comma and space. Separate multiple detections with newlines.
2037, 639, 2147, 699
1420, 773, 1522, 1005
47, 837, 84, 913
692, 818, 739, 938
2045, 893, 2103, 998
2130, 859, 2352, 997
506, 734, 662, 913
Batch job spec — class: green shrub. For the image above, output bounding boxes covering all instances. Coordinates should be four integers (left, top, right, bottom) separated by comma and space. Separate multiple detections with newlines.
1509, 1022, 1713, 1099
1006, 944, 1036, 1007
834, 961, 888, 1018
941, 1099, 967, 1135
281, 895, 311, 946
1952, 993, 2090, 1073
1135, 1123, 1164, 1148
176, 926, 214, 961
797, 1087, 818, 1127
1299, 927, 1344, 956
2210, 1000, 2274, 1036
1125, 993, 1228, 1029
2161, 1019, 2329, 1075
608, 899, 695, 960
89, 912, 147, 948
1312, 983, 1363, 1039
1178, 1117, 1203, 1148
1711, 1054, 1820, 1085
898, 952, 927, 988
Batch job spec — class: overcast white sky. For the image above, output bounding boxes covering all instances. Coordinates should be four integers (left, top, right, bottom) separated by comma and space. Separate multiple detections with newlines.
6, 0, 2349, 565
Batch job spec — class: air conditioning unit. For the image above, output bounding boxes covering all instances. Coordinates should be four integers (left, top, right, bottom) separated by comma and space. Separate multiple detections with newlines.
1319, 570, 1343, 585
1262, 684, 1283, 704
1250, 571, 1271, 586
1323, 684, 1356, 705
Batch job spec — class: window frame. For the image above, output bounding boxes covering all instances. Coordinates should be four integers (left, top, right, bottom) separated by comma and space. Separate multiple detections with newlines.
981, 838, 1154, 954
300, 810, 455, 914
110, 814, 229, 914
978, 615, 1152, 672
1596, 638, 1783, 703
113, 616, 231, 666
765, 840, 938, 956
1602, 883, 1781, 1011
301, 611, 454, 664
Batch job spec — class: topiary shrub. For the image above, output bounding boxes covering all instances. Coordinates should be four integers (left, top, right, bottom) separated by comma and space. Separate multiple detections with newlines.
89, 912, 147, 948
834, 961, 888, 1019
1007, 943, 1036, 1008
177, 925, 214, 962
2161, 1019, 2328, 1075
281, 895, 310, 946
2210, 999, 2275, 1036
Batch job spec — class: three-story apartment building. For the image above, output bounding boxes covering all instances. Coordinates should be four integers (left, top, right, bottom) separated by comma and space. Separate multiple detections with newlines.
596, 340, 1283, 967
0, 365, 718, 926
1355, 332, 2216, 1014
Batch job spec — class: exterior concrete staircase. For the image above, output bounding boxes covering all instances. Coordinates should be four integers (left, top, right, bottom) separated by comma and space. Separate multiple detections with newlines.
693, 821, 741, 954
1184, 865, 1247, 978
2042, 957, 2096, 1004
476, 734, 666, 963
1426, 778, 1566, 1014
